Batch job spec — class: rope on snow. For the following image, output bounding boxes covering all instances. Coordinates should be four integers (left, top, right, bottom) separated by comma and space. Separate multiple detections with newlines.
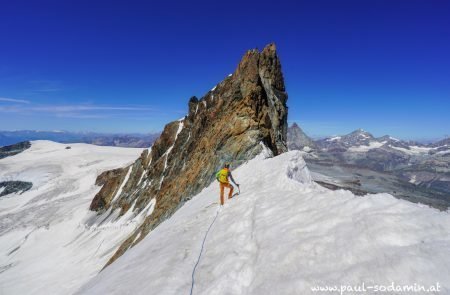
189, 207, 220, 295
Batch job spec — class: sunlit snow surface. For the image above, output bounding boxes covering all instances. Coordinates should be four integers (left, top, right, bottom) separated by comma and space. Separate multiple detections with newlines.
79, 151, 450, 295
0, 141, 143, 294
348, 141, 385, 152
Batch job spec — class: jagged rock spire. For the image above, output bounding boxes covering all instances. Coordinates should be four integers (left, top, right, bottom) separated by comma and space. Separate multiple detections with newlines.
90, 43, 289, 267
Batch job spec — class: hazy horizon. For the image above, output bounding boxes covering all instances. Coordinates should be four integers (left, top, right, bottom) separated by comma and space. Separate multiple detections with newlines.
0, 124, 447, 143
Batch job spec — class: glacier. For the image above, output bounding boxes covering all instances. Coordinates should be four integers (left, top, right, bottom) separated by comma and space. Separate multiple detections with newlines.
1, 141, 449, 294
0, 141, 143, 294
78, 150, 450, 294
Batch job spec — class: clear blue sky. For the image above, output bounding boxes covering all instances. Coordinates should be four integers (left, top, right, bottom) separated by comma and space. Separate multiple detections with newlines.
0, 0, 449, 140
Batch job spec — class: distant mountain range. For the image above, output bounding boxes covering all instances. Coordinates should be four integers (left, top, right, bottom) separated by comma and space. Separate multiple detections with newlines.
2, 126, 448, 209
0, 130, 160, 148
288, 123, 450, 209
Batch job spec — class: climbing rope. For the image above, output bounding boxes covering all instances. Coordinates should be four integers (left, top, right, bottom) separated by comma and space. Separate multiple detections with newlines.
189, 207, 220, 295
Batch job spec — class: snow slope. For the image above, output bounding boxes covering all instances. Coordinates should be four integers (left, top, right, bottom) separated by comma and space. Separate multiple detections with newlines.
0, 141, 144, 294
348, 141, 385, 152
78, 151, 450, 295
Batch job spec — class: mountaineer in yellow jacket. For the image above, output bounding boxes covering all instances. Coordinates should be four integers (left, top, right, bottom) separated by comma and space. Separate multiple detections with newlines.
216, 163, 239, 206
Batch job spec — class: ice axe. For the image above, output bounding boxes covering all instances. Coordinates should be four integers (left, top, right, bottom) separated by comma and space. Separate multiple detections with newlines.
237, 184, 240, 195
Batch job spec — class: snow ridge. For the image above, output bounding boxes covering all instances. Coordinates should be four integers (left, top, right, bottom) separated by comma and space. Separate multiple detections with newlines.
78, 150, 450, 295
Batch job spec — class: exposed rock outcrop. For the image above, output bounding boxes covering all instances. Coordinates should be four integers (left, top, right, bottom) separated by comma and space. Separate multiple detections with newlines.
0, 181, 33, 197
0, 141, 31, 159
287, 123, 316, 151
90, 43, 289, 266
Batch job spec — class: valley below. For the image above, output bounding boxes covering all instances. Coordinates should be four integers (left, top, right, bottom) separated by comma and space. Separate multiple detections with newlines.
288, 124, 450, 210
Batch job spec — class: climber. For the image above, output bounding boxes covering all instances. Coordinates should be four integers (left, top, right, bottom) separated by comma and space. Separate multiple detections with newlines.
216, 163, 240, 206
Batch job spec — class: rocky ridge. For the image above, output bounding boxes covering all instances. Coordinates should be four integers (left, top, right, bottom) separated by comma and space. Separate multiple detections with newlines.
287, 123, 316, 151
90, 43, 289, 266
287, 124, 450, 209
0, 141, 31, 159
0, 181, 33, 197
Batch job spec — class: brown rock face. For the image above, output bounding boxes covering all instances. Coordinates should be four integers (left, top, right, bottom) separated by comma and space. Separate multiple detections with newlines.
91, 43, 289, 267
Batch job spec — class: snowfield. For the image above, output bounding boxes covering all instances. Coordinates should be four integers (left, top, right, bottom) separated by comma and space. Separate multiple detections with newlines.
391, 145, 433, 155
77, 151, 450, 295
348, 141, 385, 152
0, 141, 144, 294
1, 142, 449, 295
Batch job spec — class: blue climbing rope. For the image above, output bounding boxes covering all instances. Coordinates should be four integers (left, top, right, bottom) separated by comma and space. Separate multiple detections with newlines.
189, 207, 220, 295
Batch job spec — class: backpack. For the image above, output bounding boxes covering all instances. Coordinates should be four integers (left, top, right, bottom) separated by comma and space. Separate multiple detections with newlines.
215, 168, 229, 183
